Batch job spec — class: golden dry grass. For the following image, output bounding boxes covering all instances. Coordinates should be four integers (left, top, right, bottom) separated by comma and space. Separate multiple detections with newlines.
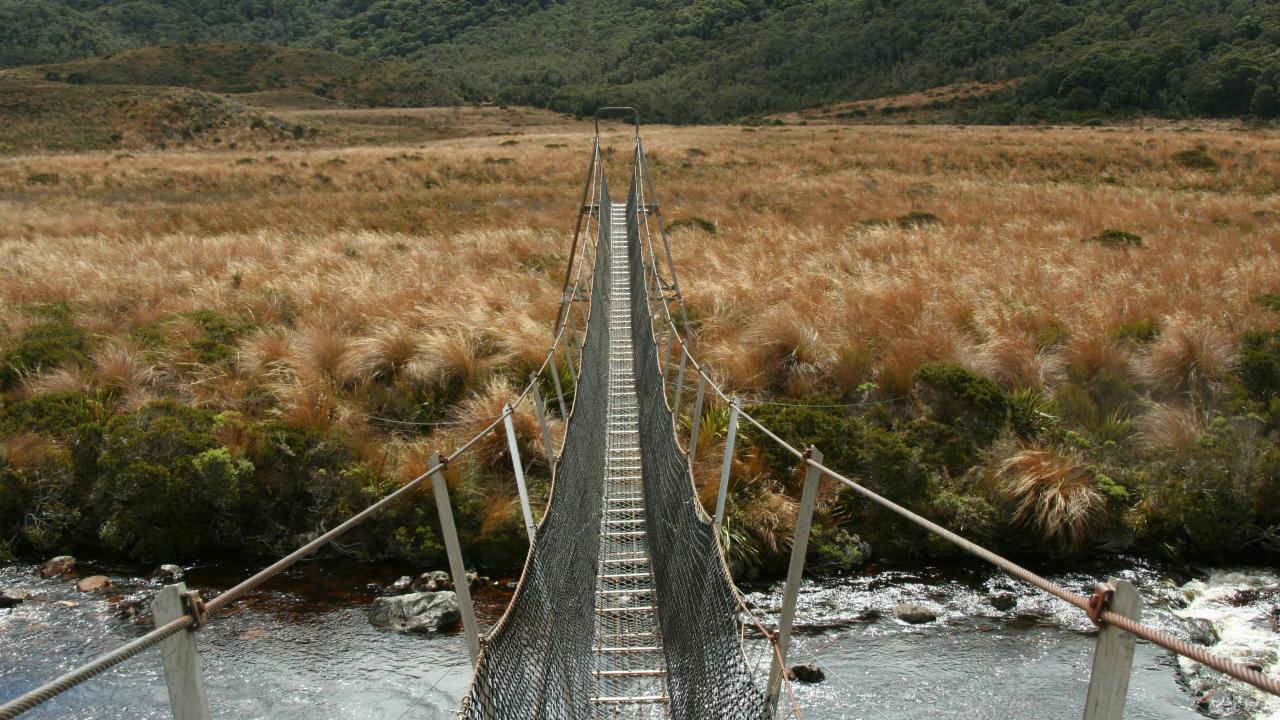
3, 112, 1279, 503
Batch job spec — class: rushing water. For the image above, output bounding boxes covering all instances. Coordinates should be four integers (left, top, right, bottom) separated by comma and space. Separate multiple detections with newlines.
0, 558, 1276, 719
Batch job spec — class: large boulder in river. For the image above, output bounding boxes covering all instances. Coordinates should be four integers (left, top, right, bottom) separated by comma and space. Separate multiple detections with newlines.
369, 591, 460, 633
0, 589, 29, 608
38, 556, 75, 578
894, 603, 937, 625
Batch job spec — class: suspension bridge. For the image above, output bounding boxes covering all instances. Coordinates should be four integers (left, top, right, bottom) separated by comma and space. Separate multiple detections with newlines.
1, 109, 1278, 720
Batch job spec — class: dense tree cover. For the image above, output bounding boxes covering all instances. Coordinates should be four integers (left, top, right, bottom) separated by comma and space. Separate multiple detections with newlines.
3, 1, 1280, 120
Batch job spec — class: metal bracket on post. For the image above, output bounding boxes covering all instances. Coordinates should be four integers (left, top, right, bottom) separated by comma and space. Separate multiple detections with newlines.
687, 372, 707, 464
429, 452, 481, 667
151, 583, 213, 720
713, 396, 741, 534
764, 447, 824, 719
503, 404, 537, 545
1083, 578, 1142, 720
530, 373, 556, 472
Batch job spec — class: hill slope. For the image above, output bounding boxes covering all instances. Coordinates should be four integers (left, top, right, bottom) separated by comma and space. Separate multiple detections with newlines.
39, 44, 462, 107
2, 0, 1280, 123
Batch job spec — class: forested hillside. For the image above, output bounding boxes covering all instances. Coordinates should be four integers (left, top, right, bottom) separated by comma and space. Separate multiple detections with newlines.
3, 0, 1280, 122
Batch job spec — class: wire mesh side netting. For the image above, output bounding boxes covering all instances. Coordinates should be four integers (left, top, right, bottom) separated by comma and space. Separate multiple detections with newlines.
458, 177, 612, 720
626, 179, 766, 720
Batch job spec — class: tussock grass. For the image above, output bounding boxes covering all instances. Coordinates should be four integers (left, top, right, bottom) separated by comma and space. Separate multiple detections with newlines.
997, 446, 1104, 550
3, 118, 1279, 564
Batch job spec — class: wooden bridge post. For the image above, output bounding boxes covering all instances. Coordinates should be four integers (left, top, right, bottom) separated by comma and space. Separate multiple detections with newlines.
687, 372, 707, 464
530, 373, 557, 472
503, 404, 537, 544
150, 583, 213, 720
429, 452, 481, 667
765, 447, 823, 719
549, 348, 569, 418
1082, 578, 1143, 720
672, 349, 688, 422
713, 396, 741, 534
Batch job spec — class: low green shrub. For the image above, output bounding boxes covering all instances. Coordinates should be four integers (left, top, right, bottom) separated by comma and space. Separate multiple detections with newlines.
896, 211, 941, 228
1172, 148, 1219, 171
93, 401, 248, 559
1238, 329, 1280, 403
912, 361, 1009, 447
1086, 229, 1143, 247
667, 216, 717, 234
0, 319, 91, 388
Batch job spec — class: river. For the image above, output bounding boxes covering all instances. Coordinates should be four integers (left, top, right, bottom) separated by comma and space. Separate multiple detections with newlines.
0, 558, 1276, 719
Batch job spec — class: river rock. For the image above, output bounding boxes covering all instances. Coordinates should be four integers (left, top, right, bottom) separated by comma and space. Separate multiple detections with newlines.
114, 598, 145, 619
788, 664, 825, 683
151, 565, 184, 583
412, 571, 452, 592
0, 589, 29, 608
38, 556, 75, 578
369, 591, 460, 633
990, 592, 1017, 612
77, 576, 112, 593
1168, 615, 1219, 646
389, 575, 413, 594
894, 603, 937, 625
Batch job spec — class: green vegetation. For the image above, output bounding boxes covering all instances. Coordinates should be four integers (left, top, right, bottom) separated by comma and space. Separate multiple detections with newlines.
1086, 229, 1144, 248
37, 43, 461, 107
4, 1, 1280, 123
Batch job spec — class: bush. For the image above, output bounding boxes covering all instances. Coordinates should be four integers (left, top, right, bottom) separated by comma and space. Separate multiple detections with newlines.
912, 362, 1009, 447
0, 392, 100, 437
896, 211, 941, 228
0, 320, 91, 388
1085, 229, 1143, 247
1172, 148, 1219, 171
1255, 294, 1280, 312
667, 216, 717, 234
1238, 329, 1280, 403
93, 401, 248, 559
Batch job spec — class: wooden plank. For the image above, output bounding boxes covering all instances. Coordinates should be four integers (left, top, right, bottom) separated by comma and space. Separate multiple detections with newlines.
150, 583, 212, 720
1083, 578, 1143, 720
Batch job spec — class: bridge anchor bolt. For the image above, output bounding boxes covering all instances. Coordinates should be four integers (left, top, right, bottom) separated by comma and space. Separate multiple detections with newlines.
181, 590, 207, 629
1086, 581, 1115, 627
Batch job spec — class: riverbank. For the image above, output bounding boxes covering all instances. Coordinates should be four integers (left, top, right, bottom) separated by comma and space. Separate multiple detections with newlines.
2, 558, 1276, 718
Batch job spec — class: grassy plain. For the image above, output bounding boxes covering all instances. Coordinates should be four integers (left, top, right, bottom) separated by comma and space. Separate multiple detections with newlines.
2, 102, 1279, 568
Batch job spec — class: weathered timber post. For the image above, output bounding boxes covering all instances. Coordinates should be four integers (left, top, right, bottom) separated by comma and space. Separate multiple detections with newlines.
712, 395, 741, 534
429, 452, 480, 666
764, 447, 824, 719
1083, 578, 1143, 720
151, 583, 212, 720
549, 348, 569, 418
687, 372, 707, 465
530, 374, 557, 472
503, 403, 536, 544
672, 349, 688, 421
